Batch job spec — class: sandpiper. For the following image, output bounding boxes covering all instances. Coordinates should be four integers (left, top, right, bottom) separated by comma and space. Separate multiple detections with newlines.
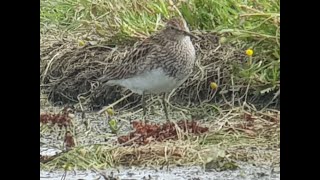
98, 16, 196, 120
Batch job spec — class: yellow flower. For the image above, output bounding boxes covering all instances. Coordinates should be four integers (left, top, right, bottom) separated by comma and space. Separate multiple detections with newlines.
106, 108, 114, 116
210, 82, 218, 90
219, 37, 227, 44
246, 49, 253, 56
78, 40, 85, 46
63, 163, 72, 171
79, 149, 87, 157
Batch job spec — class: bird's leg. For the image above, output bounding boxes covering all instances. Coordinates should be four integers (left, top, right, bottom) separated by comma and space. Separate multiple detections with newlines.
162, 93, 169, 122
142, 91, 147, 124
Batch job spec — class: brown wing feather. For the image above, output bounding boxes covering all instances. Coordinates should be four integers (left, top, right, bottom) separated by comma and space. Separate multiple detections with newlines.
98, 39, 156, 83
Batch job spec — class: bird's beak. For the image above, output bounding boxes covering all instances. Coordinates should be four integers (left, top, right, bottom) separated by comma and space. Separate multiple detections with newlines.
169, 25, 199, 40
184, 31, 198, 39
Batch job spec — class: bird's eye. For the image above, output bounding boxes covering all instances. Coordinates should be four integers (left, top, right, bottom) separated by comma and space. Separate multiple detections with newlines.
170, 26, 178, 31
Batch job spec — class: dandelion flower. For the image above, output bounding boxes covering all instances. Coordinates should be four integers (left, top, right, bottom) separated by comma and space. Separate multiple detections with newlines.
210, 82, 218, 90
78, 40, 85, 46
79, 149, 87, 156
246, 49, 254, 56
63, 163, 72, 171
106, 108, 114, 116
219, 37, 227, 44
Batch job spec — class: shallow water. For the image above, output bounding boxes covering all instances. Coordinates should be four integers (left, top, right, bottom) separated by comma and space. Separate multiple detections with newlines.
40, 163, 279, 180
41, 146, 279, 180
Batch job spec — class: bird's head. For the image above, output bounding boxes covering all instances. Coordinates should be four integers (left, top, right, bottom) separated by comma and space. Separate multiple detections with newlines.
162, 17, 197, 40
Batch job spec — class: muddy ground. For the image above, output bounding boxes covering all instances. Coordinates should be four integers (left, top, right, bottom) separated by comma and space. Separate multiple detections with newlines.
40, 103, 279, 180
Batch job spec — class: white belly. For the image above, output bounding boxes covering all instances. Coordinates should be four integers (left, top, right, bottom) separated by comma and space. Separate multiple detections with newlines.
106, 68, 189, 95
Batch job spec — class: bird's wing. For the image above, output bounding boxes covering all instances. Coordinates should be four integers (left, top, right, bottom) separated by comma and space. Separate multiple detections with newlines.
98, 38, 158, 83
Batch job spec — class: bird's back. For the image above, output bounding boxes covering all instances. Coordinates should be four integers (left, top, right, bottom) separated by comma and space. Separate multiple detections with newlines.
98, 18, 196, 95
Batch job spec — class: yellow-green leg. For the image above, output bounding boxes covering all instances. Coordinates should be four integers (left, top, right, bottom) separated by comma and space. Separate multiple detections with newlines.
162, 93, 169, 121
142, 91, 146, 123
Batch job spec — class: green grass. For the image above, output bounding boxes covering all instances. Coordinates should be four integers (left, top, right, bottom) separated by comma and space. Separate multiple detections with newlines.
40, 0, 280, 94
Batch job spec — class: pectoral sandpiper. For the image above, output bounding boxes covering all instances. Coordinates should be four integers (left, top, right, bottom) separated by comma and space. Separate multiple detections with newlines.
98, 16, 196, 120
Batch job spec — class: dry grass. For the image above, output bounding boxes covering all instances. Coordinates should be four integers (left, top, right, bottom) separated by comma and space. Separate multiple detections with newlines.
40, 31, 252, 109
40, 104, 279, 171
40, 0, 280, 172
40, 31, 278, 112
40, 0, 280, 109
